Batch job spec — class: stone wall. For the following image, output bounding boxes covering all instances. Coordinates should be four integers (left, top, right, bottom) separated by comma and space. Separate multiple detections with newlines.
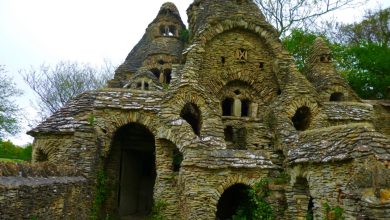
0, 162, 89, 220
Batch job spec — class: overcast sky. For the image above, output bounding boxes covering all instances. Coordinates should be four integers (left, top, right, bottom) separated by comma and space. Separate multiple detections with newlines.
0, 0, 389, 145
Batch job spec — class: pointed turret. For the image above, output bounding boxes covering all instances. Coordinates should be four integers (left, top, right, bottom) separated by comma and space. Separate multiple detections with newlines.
108, 2, 186, 88
304, 37, 359, 101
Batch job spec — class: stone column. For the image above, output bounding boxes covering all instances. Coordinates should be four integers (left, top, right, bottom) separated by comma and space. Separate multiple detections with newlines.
250, 102, 258, 118
233, 98, 242, 117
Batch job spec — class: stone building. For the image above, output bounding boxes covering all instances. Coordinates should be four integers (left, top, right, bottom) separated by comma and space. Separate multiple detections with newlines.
1, 0, 390, 219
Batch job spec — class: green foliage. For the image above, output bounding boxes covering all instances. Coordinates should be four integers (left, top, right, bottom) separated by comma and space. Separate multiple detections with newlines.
30, 216, 38, 220
233, 178, 275, 220
90, 170, 107, 220
179, 28, 189, 43
88, 114, 96, 126
0, 65, 22, 138
147, 200, 168, 220
322, 202, 345, 220
283, 29, 320, 72
272, 172, 290, 185
0, 140, 32, 161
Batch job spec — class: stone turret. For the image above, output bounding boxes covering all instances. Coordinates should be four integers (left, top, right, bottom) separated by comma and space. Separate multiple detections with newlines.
304, 37, 359, 101
108, 2, 185, 88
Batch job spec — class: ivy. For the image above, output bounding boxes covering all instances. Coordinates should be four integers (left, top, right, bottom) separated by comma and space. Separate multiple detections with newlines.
232, 178, 275, 220
90, 170, 107, 220
147, 200, 168, 220
179, 28, 189, 43
322, 202, 345, 220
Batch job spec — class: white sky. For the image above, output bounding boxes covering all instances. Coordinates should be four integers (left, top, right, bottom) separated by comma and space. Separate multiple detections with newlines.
0, 0, 389, 146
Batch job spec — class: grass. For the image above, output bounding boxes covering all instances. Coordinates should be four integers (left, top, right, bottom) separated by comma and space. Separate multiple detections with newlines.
0, 158, 25, 162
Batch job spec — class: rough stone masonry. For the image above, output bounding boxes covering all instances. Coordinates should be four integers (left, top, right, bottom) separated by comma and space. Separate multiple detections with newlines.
1, 0, 390, 219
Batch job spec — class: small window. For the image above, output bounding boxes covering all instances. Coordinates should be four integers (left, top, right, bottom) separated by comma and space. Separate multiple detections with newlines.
144, 82, 149, 90
164, 69, 172, 84
292, 106, 311, 131
241, 99, 250, 117
234, 90, 241, 95
259, 62, 264, 70
158, 59, 165, 65
168, 25, 177, 36
221, 56, 226, 66
330, 92, 344, 101
222, 98, 234, 116
224, 126, 234, 142
136, 82, 142, 89
172, 148, 183, 172
150, 68, 161, 79
236, 127, 247, 149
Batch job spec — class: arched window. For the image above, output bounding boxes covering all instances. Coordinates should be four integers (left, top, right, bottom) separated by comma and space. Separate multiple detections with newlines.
329, 92, 344, 101
180, 103, 202, 136
222, 98, 234, 116
292, 106, 311, 131
241, 99, 250, 117
136, 82, 142, 89
172, 148, 183, 172
144, 82, 149, 90
150, 68, 161, 79
163, 69, 172, 84
168, 25, 177, 36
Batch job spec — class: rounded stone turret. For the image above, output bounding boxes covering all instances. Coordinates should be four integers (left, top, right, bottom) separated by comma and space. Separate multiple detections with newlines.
304, 37, 359, 101
108, 2, 185, 88
186, 0, 277, 41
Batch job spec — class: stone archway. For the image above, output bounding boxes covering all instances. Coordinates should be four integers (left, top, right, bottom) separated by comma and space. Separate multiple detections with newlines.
106, 122, 156, 218
216, 183, 251, 219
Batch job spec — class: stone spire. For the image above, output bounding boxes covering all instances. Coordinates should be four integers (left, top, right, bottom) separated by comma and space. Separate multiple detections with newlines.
108, 2, 186, 88
304, 37, 359, 101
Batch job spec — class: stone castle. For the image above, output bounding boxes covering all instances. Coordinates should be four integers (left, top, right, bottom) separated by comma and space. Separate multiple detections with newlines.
1, 0, 390, 219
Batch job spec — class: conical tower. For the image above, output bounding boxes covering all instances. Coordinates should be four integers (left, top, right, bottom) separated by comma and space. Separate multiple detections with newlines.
108, 2, 186, 88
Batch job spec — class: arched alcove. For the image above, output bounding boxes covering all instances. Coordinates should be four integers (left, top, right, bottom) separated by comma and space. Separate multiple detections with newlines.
106, 123, 156, 218
216, 184, 251, 219
180, 103, 202, 136
224, 126, 234, 142
292, 177, 313, 219
35, 148, 48, 162
292, 106, 311, 131
330, 92, 344, 101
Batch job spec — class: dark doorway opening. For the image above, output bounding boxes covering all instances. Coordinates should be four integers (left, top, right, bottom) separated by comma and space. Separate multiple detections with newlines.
180, 103, 202, 136
112, 123, 156, 217
241, 99, 250, 117
292, 106, 311, 131
216, 184, 251, 219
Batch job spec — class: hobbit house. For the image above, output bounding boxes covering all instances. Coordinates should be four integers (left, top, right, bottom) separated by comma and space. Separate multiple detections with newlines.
1, 1, 390, 219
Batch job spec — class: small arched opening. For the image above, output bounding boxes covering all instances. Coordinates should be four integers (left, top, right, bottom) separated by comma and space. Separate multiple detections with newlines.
180, 103, 202, 136
329, 92, 344, 101
241, 99, 250, 117
292, 106, 311, 131
222, 98, 234, 116
172, 147, 183, 172
35, 148, 48, 162
216, 184, 251, 219
144, 82, 149, 90
163, 69, 172, 84
150, 68, 161, 79
106, 123, 156, 218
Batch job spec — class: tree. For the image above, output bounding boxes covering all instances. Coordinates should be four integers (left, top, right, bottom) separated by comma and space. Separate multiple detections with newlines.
282, 29, 320, 71
254, 0, 366, 37
22, 61, 115, 118
328, 8, 390, 99
0, 65, 22, 138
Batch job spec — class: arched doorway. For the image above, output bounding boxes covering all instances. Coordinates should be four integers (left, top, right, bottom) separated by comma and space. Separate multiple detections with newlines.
216, 184, 251, 219
109, 123, 156, 218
